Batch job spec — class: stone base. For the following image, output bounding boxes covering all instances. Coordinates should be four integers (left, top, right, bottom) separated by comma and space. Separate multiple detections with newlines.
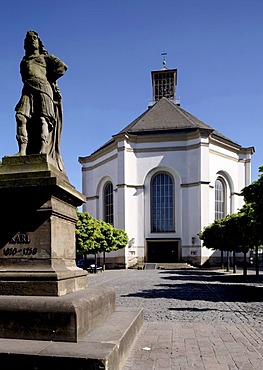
0, 154, 88, 296
0, 306, 144, 370
0, 269, 88, 296
0, 286, 116, 342
0, 285, 144, 369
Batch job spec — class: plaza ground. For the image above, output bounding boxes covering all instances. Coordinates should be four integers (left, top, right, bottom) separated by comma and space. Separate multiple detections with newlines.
88, 267, 263, 370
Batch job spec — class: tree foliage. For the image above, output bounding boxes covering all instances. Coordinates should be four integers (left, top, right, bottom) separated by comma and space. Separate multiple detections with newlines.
76, 211, 128, 256
241, 165, 263, 245
198, 219, 225, 251
198, 212, 252, 253
198, 166, 263, 275
75, 211, 102, 255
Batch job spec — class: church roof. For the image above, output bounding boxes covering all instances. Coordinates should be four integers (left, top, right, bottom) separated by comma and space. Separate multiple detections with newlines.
119, 97, 213, 133
83, 97, 243, 160
117, 97, 238, 145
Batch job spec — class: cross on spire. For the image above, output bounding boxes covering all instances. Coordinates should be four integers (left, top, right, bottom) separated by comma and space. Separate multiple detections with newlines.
161, 52, 167, 70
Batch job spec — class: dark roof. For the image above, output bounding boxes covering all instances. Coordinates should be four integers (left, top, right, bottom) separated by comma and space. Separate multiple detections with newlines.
116, 97, 238, 145
84, 98, 241, 158
119, 97, 213, 133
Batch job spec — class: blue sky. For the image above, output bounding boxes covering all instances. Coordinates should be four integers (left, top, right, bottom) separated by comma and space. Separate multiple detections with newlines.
0, 0, 262, 192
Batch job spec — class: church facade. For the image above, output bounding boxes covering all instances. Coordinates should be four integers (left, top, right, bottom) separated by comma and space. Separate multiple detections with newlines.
79, 66, 254, 268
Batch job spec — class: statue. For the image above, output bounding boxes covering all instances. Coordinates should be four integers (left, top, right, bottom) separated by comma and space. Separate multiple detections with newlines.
15, 30, 67, 172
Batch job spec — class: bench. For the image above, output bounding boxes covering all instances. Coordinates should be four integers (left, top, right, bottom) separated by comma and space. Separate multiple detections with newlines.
87, 264, 103, 273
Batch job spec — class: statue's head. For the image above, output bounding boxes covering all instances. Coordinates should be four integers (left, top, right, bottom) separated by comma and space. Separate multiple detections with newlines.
24, 30, 46, 55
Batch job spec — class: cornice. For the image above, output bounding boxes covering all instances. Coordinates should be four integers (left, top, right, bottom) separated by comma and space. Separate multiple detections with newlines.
209, 134, 241, 152
82, 153, 118, 171
181, 181, 210, 188
117, 184, 145, 189
209, 148, 238, 162
79, 128, 251, 167
86, 195, 99, 201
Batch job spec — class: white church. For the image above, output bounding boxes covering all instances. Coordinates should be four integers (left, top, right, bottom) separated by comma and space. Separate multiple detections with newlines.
79, 62, 254, 268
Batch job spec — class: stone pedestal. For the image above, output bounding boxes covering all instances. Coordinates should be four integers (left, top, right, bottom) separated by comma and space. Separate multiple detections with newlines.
0, 154, 88, 296
0, 155, 143, 369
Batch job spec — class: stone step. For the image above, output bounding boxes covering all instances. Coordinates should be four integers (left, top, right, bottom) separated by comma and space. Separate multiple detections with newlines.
0, 286, 116, 342
131, 262, 195, 270
156, 263, 195, 269
144, 263, 157, 269
0, 306, 144, 370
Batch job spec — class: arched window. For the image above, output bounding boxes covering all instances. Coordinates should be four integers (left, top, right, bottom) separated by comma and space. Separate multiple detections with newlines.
215, 178, 226, 220
151, 173, 174, 232
104, 182, 114, 225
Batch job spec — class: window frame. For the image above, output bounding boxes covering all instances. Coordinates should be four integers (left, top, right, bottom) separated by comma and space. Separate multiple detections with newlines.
150, 172, 175, 233
215, 177, 226, 220
104, 181, 114, 225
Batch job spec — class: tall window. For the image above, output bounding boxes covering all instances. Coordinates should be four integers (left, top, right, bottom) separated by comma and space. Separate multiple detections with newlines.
151, 173, 174, 232
215, 178, 226, 220
104, 182, 114, 225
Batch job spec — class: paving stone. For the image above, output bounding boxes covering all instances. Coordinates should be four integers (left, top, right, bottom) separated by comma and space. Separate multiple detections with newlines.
88, 267, 263, 369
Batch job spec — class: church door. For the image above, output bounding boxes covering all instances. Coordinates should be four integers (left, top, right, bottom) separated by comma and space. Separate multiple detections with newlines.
147, 240, 180, 263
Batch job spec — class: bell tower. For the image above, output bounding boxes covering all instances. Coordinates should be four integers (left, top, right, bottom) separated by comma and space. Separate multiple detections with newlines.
149, 52, 178, 106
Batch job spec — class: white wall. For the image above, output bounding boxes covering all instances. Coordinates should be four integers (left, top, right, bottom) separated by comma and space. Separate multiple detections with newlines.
80, 131, 253, 266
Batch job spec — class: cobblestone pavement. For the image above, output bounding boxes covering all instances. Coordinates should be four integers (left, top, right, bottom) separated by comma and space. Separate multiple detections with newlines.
88, 268, 263, 369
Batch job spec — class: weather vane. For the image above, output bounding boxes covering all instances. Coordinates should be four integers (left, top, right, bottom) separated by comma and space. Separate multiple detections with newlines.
161, 52, 167, 69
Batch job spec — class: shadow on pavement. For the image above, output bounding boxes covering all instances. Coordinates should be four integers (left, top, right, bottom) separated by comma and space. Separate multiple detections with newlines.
121, 269, 263, 303
158, 268, 263, 284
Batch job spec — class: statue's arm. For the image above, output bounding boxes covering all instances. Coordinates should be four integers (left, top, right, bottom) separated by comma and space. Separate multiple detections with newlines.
46, 54, 68, 81
19, 60, 27, 83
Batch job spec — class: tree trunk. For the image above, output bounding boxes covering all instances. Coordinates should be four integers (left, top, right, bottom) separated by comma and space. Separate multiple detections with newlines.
243, 251, 247, 276
94, 253, 97, 273
255, 245, 259, 278
221, 250, 224, 269
226, 251, 230, 272
103, 251, 106, 271
233, 251, 237, 273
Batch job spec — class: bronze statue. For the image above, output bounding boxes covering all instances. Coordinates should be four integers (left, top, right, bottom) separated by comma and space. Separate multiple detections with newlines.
15, 30, 67, 172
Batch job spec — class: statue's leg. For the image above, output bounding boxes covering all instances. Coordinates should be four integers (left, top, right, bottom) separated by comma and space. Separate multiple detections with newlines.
16, 113, 28, 156
39, 116, 50, 154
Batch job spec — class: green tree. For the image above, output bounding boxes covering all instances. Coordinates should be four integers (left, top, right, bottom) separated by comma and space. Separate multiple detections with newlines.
241, 169, 263, 276
241, 166, 263, 245
76, 211, 128, 270
113, 228, 129, 250
98, 220, 128, 252
198, 212, 253, 275
198, 217, 233, 272
76, 211, 103, 256
199, 166, 263, 276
